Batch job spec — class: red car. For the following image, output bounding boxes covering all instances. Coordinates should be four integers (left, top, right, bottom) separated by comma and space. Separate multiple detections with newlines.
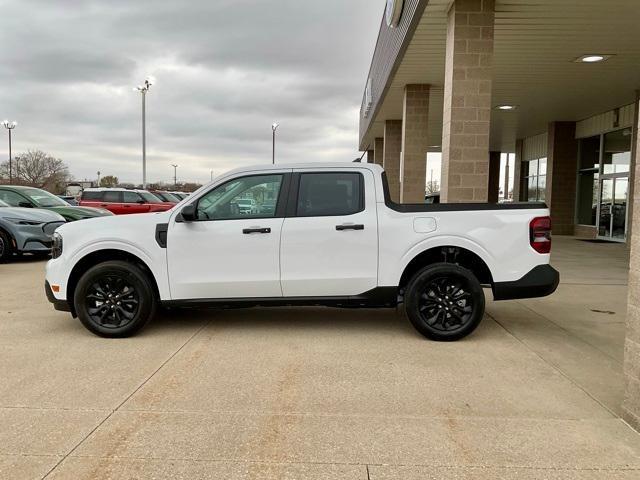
80, 188, 174, 215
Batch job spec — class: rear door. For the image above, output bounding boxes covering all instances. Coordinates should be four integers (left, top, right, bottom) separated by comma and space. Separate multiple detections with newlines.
280, 169, 378, 297
122, 191, 150, 214
100, 191, 124, 214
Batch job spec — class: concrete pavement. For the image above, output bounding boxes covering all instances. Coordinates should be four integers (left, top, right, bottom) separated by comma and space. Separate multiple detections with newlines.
1, 237, 639, 479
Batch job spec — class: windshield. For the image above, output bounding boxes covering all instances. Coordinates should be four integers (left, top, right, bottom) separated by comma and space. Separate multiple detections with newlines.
22, 188, 68, 207
138, 191, 163, 203
161, 192, 181, 202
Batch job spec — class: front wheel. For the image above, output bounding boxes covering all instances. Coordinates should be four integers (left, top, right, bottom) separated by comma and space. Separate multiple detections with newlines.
405, 263, 485, 341
74, 260, 157, 337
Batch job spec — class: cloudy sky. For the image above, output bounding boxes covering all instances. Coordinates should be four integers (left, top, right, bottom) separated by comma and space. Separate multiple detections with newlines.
0, 0, 382, 184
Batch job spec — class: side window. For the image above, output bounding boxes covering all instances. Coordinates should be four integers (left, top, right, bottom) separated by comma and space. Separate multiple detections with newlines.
123, 191, 142, 203
196, 174, 283, 220
296, 172, 363, 217
0, 190, 28, 207
82, 191, 102, 200
102, 191, 121, 203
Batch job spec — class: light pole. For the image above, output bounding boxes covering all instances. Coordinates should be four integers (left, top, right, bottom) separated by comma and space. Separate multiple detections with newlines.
96, 171, 101, 187
271, 122, 279, 164
2, 120, 17, 184
171, 164, 178, 188
210, 170, 214, 182
135, 76, 155, 188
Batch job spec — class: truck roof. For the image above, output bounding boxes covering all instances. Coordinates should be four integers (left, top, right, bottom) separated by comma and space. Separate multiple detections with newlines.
221, 162, 383, 178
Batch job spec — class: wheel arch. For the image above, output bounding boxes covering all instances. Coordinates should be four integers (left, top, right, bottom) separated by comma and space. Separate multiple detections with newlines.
67, 249, 160, 314
398, 245, 494, 291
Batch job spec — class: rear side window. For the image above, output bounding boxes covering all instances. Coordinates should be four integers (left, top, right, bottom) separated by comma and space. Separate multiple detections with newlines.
102, 191, 121, 203
82, 191, 102, 200
123, 191, 142, 203
0, 189, 28, 206
296, 172, 363, 217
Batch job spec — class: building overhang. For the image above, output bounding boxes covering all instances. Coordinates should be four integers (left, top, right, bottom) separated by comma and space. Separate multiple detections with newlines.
359, 0, 640, 152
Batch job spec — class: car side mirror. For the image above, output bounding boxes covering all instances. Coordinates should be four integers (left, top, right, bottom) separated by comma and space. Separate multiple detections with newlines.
18, 201, 33, 208
179, 204, 197, 222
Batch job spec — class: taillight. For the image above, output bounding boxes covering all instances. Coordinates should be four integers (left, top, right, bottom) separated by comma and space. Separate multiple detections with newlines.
530, 216, 551, 254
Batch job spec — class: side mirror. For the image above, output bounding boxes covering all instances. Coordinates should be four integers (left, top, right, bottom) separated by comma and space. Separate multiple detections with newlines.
18, 201, 33, 208
179, 204, 197, 222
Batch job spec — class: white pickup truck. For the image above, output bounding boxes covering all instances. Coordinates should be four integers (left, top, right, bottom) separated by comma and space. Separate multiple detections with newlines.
45, 163, 558, 341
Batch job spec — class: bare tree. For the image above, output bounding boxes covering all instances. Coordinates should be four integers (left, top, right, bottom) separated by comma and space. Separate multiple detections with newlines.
425, 180, 440, 195
1, 150, 70, 189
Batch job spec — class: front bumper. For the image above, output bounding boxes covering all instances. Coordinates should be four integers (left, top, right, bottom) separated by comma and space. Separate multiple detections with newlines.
44, 280, 73, 314
492, 265, 560, 301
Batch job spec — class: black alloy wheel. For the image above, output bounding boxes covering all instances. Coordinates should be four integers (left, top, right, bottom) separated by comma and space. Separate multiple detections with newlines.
74, 260, 156, 337
405, 263, 485, 341
0, 230, 13, 263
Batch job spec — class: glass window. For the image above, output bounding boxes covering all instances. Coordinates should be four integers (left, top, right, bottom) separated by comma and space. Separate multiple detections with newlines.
0, 189, 29, 206
196, 174, 283, 220
297, 172, 362, 217
524, 158, 546, 202
576, 136, 601, 225
103, 191, 121, 203
82, 191, 102, 200
21, 188, 68, 207
138, 191, 163, 203
603, 129, 631, 174
123, 191, 142, 203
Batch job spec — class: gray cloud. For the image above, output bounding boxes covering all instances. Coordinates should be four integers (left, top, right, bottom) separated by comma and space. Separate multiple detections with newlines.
0, 0, 381, 184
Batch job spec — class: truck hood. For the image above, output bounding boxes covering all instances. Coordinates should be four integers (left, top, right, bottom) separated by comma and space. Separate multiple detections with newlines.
57, 209, 172, 239
0, 207, 66, 223
48, 205, 113, 220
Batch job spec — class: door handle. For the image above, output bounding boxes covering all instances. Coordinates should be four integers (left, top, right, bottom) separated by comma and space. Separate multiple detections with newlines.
243, 227, 271, 234
336, 224, 364, 231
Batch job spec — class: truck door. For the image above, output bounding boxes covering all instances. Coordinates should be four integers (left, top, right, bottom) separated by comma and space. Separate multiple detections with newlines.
280, 169, 378, 297
167, 172, 290, 300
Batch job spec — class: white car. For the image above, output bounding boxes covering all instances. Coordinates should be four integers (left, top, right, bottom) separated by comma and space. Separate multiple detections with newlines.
45, 163, 558, 340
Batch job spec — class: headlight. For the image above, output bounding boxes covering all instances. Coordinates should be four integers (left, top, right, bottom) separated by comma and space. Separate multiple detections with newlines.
51, 232, 63, 259
5, 217, 44, 226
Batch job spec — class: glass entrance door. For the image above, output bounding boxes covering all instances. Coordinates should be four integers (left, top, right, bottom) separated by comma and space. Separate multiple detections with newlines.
597, 175, 628, 241
595, 129, 631, 242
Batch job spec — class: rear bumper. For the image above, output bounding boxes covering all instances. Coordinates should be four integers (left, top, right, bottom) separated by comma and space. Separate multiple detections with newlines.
492, 265, 560, 301
44, 280, 73, 313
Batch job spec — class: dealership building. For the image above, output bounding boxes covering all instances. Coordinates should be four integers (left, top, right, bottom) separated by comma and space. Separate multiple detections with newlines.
359, 0, 640, 429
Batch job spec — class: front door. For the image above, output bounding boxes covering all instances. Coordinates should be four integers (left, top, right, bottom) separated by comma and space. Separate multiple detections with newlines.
597, 175, 628, 241
280, 170, 378, 297
167, 172, 289, 300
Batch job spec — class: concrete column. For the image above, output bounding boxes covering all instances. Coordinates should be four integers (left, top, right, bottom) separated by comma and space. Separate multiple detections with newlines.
627, 91, 640, 243
624, 93, 640, 432
487, 151, 501, 203
440, 0, 495, 203
374, 137, 384, 167
546, 122, 578, 235
366, 150, 374, 163
383, 120, 403, 202
401, 84, 430, 203
513, 139, 524, 201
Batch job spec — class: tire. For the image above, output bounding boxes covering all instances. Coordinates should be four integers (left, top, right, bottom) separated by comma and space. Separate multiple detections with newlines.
0, 229, 13, 263
74, 260, 157, 337
405, 263, 485, 341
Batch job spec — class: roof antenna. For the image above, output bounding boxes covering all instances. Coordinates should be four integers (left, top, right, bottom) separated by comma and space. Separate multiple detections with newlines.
353, 145, 371, 163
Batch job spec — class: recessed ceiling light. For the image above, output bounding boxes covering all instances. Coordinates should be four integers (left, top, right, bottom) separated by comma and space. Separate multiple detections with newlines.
575, 54, 612, 63
496, 105, 517, 111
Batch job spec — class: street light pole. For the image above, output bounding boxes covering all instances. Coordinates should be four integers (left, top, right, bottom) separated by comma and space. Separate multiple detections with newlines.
271, 122, 279, 164
2, 120, 17, 184
171, 164, 178, 188
135, 76, 155, 188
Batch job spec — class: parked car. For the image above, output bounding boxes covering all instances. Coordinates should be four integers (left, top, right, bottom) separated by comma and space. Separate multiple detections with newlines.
79, 188, 175, 215
0, 199, 65, 262
58, 195, 79, 206
45, 163, 558, 339
170, 192, 189, 200
149, 190, 181, 203
0, 186, 113, 222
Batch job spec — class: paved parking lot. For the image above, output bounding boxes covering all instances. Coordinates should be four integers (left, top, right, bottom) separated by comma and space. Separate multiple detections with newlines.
1, 237, 640, 479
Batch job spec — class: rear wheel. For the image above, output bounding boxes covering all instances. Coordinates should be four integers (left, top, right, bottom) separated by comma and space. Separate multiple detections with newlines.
405, 263, 485, 341
74, 260, 156, 337
0, 230, 13, 263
